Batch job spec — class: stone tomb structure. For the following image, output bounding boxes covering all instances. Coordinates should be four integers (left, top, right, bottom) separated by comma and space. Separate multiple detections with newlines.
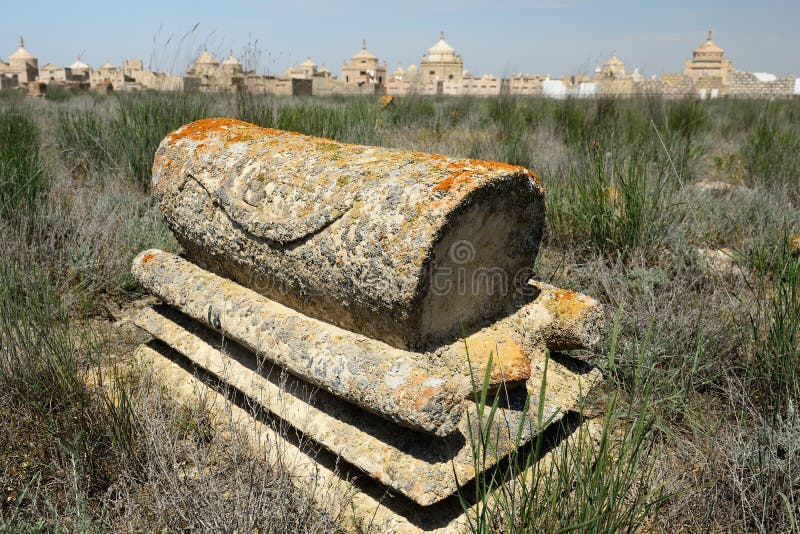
131, 118, 604, 532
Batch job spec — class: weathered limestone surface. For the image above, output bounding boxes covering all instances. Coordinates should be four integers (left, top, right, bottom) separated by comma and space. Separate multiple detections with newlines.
152, 118, 546, 349
133, 249, 466, 436
134, 306, 602, 506
135, 341, 604, 533
132, 250, 604, 435
132, 121, 608, 529
512, 280, 604, 353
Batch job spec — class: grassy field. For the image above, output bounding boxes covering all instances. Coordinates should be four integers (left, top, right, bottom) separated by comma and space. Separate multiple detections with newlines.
0, 90, 798, 532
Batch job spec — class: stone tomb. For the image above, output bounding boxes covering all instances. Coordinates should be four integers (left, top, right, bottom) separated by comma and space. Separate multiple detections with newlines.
132, 118, 604, 532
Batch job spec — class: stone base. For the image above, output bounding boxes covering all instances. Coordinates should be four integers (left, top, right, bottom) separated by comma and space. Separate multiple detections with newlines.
131, 298, 602, 531
135, 340, 603, 533
134, 303, 600, 506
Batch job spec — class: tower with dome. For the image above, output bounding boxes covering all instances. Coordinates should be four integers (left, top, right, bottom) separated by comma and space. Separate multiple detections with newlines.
420, 32, 463, 84
0, 36, 39, 87
684, 30, 732, 83
341, 40, 386, 85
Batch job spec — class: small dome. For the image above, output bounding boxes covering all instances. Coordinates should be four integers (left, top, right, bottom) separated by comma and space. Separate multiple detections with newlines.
423, 31, 460, 64
222, 52, 241, 66
695, 30, 723, 54
100, 62, 116, 70
195, 49, 218, 65
428, 31, 455, 55
301, 56, 317, 68
607, 52, 623, 65
352, 39, 377, 61
407, 64, 418, 73
9, 36, 35, 60
392, 63, 406, 76
70, 57, 90, 70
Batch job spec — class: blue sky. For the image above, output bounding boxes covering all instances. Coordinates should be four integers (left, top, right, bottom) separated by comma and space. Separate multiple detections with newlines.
4, 1, 799, 77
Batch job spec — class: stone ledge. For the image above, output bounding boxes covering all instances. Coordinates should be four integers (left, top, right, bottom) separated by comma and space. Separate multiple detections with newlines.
135, 341, 604, 533
134, 304, 601, 506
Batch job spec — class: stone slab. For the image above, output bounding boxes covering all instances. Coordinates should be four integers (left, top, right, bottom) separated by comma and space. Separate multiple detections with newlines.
134, 304, 601, 506
135, 340, 604, 533
132, 250, 603, 435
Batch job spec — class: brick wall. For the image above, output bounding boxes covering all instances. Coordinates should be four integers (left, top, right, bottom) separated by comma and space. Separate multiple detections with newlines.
727, 69, 795, 98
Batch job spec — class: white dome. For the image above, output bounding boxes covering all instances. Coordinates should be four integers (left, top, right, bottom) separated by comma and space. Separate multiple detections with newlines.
195, 49, 218, 65
222, 52, 241, 66
423, 32, 459, 64
70, 57, 90, 70
428, 36, 454, 55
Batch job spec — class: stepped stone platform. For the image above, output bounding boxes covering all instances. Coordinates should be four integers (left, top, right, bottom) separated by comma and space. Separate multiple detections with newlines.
132, 119, 606, 532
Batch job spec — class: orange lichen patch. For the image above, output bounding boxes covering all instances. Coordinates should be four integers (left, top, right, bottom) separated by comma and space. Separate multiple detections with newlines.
412, 385, 439, 412
548, 289, 591, 318
431, 170, 476, 192
463, 158, 543, 188
166, 118, 256, 144
446, 162, 465, 171
466, 158, 526, 173
460, 330, 531, 384
429, 154, 447, 161
140, 251, 159, 264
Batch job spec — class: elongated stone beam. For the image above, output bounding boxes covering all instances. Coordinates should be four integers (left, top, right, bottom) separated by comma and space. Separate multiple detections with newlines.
133, 306, 601, 506
132, 249, 601, 394
152, 118, 546, 350
133, 249, 467, 436
509, 281, 604, 353
132, 249, 550, 411
441, 283, 604, 385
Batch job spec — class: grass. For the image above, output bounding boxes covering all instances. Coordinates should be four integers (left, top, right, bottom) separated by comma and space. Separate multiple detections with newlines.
743, 102, 800, 202
747, 239, 800, 419
1, 91, 799, 532
0, 257, 135, 529
55, 92, 210, 187
460, 324, 670, 532
0, 105, 47, 218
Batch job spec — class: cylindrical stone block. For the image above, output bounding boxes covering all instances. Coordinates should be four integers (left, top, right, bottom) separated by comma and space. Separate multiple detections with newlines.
152, 118, 546, 350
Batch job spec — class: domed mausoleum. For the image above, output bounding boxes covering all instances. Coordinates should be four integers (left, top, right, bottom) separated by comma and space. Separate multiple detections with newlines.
0, 36, 39, 86
222, 51, 243, 75
684, 30, 732, 83
420, 32, 463, 83
189, 48, 219, 76
341, 39, 386, 85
